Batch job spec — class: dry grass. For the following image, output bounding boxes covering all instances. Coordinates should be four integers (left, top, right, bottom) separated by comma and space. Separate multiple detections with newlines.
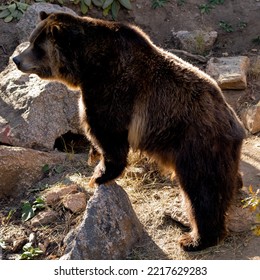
116, 152, 189, 260
0, 150, 258, 260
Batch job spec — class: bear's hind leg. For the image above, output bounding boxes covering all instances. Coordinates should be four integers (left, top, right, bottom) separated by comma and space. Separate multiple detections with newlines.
178, 188, 228, 251
175, 149, 237, 251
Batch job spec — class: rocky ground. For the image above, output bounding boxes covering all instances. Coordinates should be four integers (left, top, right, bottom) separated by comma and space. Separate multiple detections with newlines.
0, 1, 259, 260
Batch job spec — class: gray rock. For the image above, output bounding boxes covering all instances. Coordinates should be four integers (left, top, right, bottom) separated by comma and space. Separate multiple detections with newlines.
30, 210, 58, 227
226, 204, 256, 233
0, 146, 66, 198
0, 43, 80, 150
206, 56, 250, 90
61, 183, 143, 260
241, 101, 260, 134
0, 21, 19, 72
17, 3, 77, 43
171, 30, 217, 54
12, 238, 28, 253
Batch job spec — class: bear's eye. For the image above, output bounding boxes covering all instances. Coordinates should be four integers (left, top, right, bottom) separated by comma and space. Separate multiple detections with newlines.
32, 44, 46, 59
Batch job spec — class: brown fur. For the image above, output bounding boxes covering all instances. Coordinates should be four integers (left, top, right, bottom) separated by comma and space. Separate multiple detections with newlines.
13, 12, 246, 251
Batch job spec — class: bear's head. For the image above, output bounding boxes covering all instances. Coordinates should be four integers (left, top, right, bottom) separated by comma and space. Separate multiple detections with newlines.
13, 11, 85, 88
13, 11, 152, 89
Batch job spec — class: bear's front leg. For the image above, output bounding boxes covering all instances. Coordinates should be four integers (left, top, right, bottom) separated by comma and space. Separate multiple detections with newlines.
89, 136, 129, 186
87, 145, 101, 166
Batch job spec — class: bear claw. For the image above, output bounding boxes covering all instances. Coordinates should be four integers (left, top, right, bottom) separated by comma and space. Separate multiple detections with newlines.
179, 233, 201, 252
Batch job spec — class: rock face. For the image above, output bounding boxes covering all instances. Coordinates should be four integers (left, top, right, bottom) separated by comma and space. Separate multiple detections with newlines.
17, 3, 77, 43
172, 30, 218, 54
63, 193, 87, 213
61, 183, 144, 260
0, 21, 19, 73
241, 101, 260, 134
206, 56, 250, 90
0, 3, 81, 151
0, 43, 80, 150
0, 146, 66, 197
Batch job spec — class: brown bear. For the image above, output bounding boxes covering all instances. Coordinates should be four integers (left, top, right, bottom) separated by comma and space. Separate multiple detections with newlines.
13, 11, 246, 251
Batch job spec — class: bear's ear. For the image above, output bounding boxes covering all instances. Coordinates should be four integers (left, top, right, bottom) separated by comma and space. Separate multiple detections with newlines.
39, 11, 49, 21
50, 24, 61, 38
48, 23, 66, 44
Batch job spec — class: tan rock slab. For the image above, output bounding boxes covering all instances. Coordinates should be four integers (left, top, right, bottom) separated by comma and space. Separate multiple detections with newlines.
206, 56, 250, 89
241, 101, 260, 134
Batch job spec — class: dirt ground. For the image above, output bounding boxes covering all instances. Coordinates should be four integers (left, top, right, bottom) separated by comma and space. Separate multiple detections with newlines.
1, 0, 260, 71
0, 0, 259, 260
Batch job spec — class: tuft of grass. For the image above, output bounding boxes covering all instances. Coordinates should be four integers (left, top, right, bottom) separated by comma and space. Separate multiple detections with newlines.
219, 20, 234, 33
2, 209, 16, 225
237, 21, 247, 31
198, 0, 224, 14
151, 0, 169, 9
194, 32, 207, 55
209, 0, 224, 4
198, 3, 213, 14
242, 186, 260, 237
177, 0, 186, 7
252, 36, 260, 45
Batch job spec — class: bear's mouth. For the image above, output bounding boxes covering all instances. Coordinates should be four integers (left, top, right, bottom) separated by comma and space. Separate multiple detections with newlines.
20, 66, 39, 74
13, 58, 52, 78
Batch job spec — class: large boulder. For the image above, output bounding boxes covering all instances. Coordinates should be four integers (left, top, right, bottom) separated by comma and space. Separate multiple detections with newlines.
171, 30, 218, 54
241, 101, 260, 134
61, 183, 144, 260
206, 56, 250, 90
0, 21, 19, 72
17, 3, 77, 43
0, 146, 66, 198
0, 3, 80, 151
0, 43, 80, 150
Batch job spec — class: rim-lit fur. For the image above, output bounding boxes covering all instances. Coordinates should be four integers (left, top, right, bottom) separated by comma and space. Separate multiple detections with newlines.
13, 12, 246, 251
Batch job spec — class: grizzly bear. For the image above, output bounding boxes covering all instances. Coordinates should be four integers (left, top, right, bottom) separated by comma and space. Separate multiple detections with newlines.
13, 11, 246, 251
